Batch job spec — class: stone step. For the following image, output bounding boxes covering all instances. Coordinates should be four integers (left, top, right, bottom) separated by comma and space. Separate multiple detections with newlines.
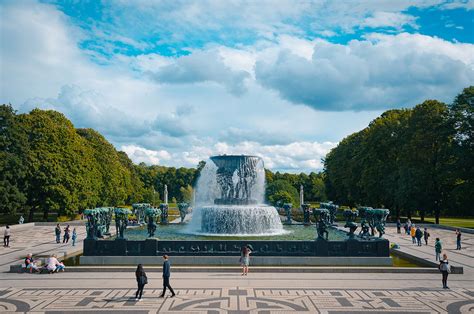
9, 264, 442, 274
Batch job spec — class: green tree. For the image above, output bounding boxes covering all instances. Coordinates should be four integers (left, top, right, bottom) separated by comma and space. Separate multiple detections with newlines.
266, 179, 299, 206
17, 109, 93, 220
400, 100, 453, 223
179, 185, 194, 203
0, 105, 28, 216
448, 86, 474, 217
269, 190, 294, 206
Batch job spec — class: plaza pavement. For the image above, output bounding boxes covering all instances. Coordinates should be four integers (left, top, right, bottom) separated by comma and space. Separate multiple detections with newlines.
383, 226, 474, 278
0, 223, 473, 313
0, 223, 87, 273
1, 271, 473, 313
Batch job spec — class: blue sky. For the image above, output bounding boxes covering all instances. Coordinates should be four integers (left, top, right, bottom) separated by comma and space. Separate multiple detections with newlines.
1, 0, 473, 172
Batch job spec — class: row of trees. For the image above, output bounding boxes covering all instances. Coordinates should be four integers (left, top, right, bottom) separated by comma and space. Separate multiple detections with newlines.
0, 106, 147, 221
324, 87, 473, 223
265, 171, 327, 207
0, 104, 328, 221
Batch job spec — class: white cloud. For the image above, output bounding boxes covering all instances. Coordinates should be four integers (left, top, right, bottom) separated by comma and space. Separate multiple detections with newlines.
3, 0, 473, 174
361, 12, 418, 30
21, 85, 151, 137
255, 33, 474, 110
122, 140, 336, 172
121, 145, 171, 165
146, 49, 251, 95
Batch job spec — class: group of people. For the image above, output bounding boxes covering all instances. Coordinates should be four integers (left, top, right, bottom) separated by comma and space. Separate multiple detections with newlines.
134, 255, 175, 301
397, 219, 431, 246
397, 219, 465, 290
24, 253, 66, 274
397, 219, 463, 253
55, 224, 77, 246
133, 245, 253, 301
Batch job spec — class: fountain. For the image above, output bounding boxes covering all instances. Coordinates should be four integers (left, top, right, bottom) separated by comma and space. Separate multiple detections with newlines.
191, 155, 285, 235
82, 154, 390, 266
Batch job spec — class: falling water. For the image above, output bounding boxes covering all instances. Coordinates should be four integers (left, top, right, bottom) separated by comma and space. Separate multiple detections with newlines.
189, 155, 285, 236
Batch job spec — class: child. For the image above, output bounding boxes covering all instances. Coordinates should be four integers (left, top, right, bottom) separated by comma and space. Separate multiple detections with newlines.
456, 229, 462, 250
72, 228, 77, 246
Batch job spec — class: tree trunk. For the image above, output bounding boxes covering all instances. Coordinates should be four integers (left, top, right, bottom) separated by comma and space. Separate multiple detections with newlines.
28, 206, 35, 223
420, 209, 425, 222
43, 208, 48, 221
435, 205, 440, 225
396, 207, 400, 220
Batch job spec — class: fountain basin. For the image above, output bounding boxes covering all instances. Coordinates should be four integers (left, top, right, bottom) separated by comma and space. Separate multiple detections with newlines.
198, 205, 285, 236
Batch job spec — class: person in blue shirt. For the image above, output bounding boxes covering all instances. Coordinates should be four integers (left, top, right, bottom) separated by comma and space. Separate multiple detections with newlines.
71, 228, 77, 246
159, 255, 175, 298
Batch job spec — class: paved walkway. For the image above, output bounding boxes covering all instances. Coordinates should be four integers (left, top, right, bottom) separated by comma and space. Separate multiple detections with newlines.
383, 226, 474, 279
0, 272, 473, 313
1, 223, 473, 312
0, 224, 87, 272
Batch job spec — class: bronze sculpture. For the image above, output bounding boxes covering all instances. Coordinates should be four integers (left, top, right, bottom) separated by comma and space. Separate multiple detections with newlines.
114, 207, 131, 239
178, 202, 189, 223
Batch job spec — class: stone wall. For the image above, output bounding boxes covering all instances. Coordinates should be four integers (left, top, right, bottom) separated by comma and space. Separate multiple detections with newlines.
83, 238, 389, 257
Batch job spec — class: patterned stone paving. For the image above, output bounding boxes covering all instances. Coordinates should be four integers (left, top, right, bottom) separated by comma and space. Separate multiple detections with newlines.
0, 287, 473, 313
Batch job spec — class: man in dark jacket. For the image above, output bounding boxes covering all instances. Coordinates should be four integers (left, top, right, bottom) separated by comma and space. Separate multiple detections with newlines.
415, 227, 423, 246
159, 255, 175, 298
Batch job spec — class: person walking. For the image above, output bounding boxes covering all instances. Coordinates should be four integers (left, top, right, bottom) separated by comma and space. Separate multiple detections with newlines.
415, 227, 423, 246
410, 225, 416, 244
3, 225, 11, 247
407, 219, 412, 234
63, 225, 70, 244
159, 255, 175, 298
240, 244, 252, 276
55, 224, 61, 243
423, 228, 430, 245
439, 253, 451, 289
134, 264, 148, 301
456, 229, 462, 250
435, 238, 442, 261
396, 219, 401, 234
71, 228, 77, 246
403, 221, 408, 234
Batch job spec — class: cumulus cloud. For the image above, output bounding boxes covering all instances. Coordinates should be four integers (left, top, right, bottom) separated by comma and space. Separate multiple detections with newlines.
147, 50, 250, 95
219, 127, 295, 145
21, 85, 151, 137
121, 140, 336, 172
3, 0, 474, 174
121, 145, 171, 165
256, 33, 474, 111
152, 107, 193, 137
361, 12, 418, 30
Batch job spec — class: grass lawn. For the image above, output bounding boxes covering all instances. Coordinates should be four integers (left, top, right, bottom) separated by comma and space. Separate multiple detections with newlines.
408, 217, 474, 229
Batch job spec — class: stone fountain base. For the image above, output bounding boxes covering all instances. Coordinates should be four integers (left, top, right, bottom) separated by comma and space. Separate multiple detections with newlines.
198, 205, 284, 235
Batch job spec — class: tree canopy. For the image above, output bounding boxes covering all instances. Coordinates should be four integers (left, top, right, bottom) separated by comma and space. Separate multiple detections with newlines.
324, 86, 474, 223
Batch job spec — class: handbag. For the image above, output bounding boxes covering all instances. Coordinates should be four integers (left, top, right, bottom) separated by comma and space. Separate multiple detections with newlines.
139, 275, 148, 285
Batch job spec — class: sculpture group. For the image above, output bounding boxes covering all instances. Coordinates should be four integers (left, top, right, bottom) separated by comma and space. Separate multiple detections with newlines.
277, 201, 389, 240
84, 207, 113, 239
85, 202, 179, 240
